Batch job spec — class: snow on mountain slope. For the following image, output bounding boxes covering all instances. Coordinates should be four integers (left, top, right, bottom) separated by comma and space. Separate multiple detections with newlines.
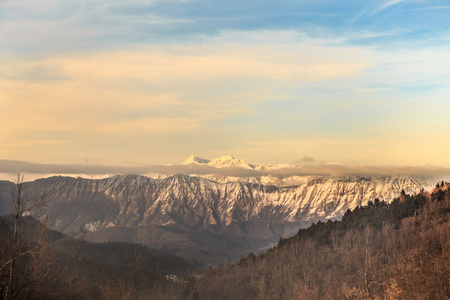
179, 155, 310, 185
182, 154, 309, 171
182, 154, 256, 169
0, 173, 440, 264
208, 155, 255, 169
182, 155, 211, 165
0, 174, 436, 234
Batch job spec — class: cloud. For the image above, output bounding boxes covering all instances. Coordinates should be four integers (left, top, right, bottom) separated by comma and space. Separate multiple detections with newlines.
293, 156, 316, 164
268, 164, 450, 178
371, 0, 407, 15
352, 0, 407, 21
0, 159, 262, 180
412, 6, 450, 11
2, 36, 449, 166
1, 159, 450, 183
0, 39, 369, 164
2, 38, 449, 166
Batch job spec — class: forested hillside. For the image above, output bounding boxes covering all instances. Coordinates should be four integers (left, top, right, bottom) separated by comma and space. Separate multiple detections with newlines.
0, 181, 448, 299
194, 183, 450, 299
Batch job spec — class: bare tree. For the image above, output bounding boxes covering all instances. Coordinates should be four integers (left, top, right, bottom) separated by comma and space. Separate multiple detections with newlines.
0, 173, 52, 299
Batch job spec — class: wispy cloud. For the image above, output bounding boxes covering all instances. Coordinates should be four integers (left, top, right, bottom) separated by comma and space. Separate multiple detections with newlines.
352, 0, 407, 22
2, 36, 450, 165
294, 156, 316, 164
410, 6, 450, 11
370, 0, 407, 16
0, 37, 370, 164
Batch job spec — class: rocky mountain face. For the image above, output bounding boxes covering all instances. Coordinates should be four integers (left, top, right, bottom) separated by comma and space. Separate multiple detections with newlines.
0, 174, 438, 265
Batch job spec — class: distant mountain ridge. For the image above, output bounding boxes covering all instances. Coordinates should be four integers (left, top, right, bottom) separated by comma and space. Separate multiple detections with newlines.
183, 154, 256, 169
182, 155, 212, 165
0, 173, 440, 265
182, 154, 301, 171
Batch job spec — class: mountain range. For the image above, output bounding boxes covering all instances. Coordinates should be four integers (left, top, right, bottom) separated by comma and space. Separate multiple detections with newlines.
0, 155, 442, 265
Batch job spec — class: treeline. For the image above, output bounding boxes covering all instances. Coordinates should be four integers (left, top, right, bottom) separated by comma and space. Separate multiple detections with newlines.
194, 184, 450, 299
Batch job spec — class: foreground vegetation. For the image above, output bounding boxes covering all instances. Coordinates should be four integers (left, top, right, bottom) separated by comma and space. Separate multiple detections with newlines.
0, 177, 449, 299
195, 183, 450, 299
0, 175, 192, 299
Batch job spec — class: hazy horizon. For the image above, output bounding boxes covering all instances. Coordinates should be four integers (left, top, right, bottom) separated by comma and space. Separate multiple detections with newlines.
2, 156, 450, 182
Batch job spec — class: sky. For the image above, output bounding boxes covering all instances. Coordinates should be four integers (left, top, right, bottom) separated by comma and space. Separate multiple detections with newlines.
1, 0, 450, 177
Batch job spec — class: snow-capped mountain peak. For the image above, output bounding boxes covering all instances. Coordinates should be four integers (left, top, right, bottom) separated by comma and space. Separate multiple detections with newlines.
182, 154, 255, 169
208, 155, 254, 169
213, 154, 234, 161
182, 154, 211, 165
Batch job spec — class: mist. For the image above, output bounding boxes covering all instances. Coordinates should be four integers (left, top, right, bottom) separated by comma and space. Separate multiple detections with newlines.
2, 159, 450, 182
